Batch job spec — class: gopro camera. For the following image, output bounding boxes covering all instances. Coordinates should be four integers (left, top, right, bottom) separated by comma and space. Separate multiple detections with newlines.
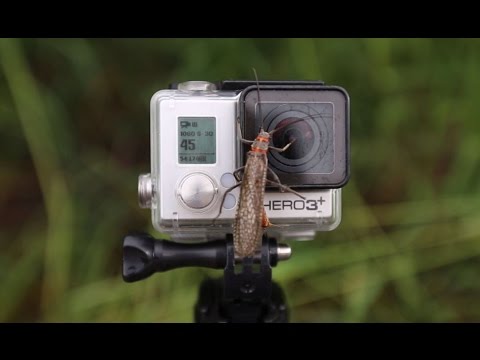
138, 80, 350, 242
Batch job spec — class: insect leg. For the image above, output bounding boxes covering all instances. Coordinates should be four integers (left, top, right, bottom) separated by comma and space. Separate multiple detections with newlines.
268, 138, 296, 152
212, 182, 241, 224
262, 205, 289, 229
213, 166, 244, 224
266, 167, 283, 187
262, 208, 273, 228
233, 166, 245, 182
265, 179, 306, 200
236, 120, 254, 144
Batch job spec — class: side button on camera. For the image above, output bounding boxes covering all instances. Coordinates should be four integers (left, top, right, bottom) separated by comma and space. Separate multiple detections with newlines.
138, 173, 153, 209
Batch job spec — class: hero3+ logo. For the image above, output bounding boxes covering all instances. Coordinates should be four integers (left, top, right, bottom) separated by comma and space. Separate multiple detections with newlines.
264, 197, 326, 211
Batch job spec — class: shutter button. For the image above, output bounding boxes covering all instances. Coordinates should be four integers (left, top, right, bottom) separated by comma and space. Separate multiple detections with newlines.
178, 173, 217, 209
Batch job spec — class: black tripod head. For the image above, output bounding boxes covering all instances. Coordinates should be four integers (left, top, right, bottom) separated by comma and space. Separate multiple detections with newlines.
122, 233, 291, 322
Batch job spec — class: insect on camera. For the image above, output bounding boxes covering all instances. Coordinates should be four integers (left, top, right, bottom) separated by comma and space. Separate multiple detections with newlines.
124, 75, 350, 321
138, 78, 350, 243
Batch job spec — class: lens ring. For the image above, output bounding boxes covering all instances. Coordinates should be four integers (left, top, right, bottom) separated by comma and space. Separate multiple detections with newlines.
263, 104, 330, 173
269, 112, 320, 166
272, 118, 315, 161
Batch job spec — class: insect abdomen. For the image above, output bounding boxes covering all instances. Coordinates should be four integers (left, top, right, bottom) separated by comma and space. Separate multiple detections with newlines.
233, 152, 268, 257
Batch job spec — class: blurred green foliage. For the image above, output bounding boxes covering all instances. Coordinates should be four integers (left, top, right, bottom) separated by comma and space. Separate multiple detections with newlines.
1, 38, 479, 322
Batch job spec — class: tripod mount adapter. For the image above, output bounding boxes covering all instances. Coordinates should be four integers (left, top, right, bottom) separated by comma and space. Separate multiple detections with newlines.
122, 233, 292, 322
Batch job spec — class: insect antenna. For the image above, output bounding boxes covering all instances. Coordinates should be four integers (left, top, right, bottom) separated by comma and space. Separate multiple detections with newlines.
268, 109, 333, 136
268, 117, 305, 135
252, 68, 264, 132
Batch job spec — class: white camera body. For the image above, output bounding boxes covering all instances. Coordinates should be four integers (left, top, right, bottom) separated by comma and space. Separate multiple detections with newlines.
139, 81, 349, 242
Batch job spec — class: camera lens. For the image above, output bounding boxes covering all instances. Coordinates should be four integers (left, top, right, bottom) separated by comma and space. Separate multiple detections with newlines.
242, 88, 343, 187
272, 118, 315, 160
264, 104, 327, 173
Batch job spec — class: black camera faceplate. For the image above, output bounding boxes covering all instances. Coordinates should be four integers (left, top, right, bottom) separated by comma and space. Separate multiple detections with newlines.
240, 84, 350, 189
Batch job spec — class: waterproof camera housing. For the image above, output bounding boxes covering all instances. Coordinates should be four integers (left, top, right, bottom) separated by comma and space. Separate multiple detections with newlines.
138, 80, 350, 242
